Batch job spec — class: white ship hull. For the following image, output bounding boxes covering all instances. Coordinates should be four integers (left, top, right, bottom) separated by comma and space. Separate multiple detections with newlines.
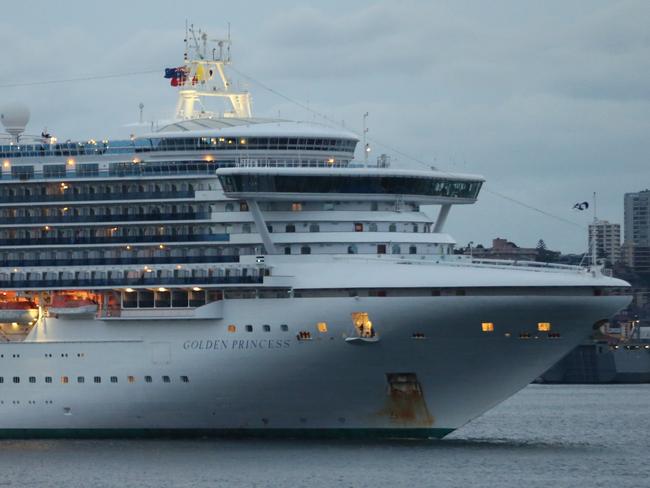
0, 288, 628, 438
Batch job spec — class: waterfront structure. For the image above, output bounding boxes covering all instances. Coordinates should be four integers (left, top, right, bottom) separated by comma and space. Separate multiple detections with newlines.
0, 28, 631, 438
468, 238, 545, 261
588, 219, 621, 266
623, 190, 650, 274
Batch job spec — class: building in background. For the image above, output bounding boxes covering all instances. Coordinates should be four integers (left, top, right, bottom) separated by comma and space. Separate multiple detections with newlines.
588, 219, 621, 265
623, 190, 650, 275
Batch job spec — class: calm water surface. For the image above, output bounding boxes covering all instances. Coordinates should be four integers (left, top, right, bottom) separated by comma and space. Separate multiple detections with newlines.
0, 385, 648, 487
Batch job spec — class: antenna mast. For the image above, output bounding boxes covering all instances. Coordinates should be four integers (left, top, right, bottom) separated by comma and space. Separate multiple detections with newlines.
172, 24, 252, 120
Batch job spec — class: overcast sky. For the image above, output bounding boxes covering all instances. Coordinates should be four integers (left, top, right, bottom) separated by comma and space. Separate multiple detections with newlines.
2, 0, 649, 253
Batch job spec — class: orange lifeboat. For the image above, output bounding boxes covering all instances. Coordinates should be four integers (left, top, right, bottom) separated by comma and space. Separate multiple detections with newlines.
49, 295, 98, 317
0, 300, 38, 324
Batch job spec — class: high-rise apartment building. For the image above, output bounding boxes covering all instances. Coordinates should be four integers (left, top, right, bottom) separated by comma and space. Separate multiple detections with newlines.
588, 219, 621, 265
623, 190, 650, 274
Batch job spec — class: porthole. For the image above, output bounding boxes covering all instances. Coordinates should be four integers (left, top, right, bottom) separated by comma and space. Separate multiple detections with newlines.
227, 324, 236, 333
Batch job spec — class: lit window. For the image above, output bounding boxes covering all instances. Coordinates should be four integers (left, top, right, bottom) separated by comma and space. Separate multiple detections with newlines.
481, 322, 494, 332
228, 324, 236, 333
145, 376, 152, 383
292, 202, 302, 212
61, 376, 69, 384
538, 322, 551, 332
128, 376, 135, 384
317, 322, 328, 333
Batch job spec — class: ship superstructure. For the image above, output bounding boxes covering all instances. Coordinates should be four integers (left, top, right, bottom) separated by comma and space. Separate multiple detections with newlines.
0, 27, 631, 438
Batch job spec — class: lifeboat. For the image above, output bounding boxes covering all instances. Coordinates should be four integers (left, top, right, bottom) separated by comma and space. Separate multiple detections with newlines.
49, 295, 98, 317
0, 300, 38, 324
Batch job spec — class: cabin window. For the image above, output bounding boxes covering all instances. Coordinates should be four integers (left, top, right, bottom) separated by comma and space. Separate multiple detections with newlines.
228, 324, 236, 333
300, 246, 311, 255
61, 376, 69, 384
225, 203, 234, 212
369, 223, 378, 232
245, 324, 253, 332
309, 224, 320, 232
181, 376, 189, 383
280, 324, 289, 332
354, 223, 363, 232
110, 376, 118, 383
77, 377, 85, 384
128, 376, 135, 383
263, 324, 271, 332
392, 245, 401, 254
389, 223, 397, 232
347, 245, 357, 254
29, 376, 36, 383
13, 377, 19, 384
0, 377, 3, 384
145, 376, 152, 383
284, 246, 291, 255
291, 203, 302, 212
45, 377, 52, 384
377, 244, 386, 254
538, 322, 552, 332
94, 376, 101, 383
409, 245, 417, 254
481, 322, 494, 333
317, 322, 328, 333
239, 201, 249, 211
285, 224, 296, 233
162, 376, 171, 383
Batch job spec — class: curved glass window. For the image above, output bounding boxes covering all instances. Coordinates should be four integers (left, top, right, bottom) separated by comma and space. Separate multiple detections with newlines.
300, 246, 311, 255
392, 245, 401, 254
389, 223, 397, 232
219, 174, 482, 199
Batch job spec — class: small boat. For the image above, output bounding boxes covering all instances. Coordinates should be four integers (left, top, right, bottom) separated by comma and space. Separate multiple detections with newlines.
0, 300, 38, 324
49, 295, 98, 317
345, 335, 380, 344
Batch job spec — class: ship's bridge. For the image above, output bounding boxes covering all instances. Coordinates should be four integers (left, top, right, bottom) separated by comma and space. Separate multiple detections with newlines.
217, 167, 484, 205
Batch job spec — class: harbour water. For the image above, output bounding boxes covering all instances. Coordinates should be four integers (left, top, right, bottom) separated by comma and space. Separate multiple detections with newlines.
0, 384, 648, 487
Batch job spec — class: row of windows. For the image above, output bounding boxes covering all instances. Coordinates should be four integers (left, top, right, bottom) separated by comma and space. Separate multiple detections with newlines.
227, 324, 289, 333
0, 375, 189, 384
153, 136, 357, 152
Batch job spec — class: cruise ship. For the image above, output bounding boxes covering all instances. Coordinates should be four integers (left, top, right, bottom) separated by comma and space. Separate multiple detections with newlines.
0, 28, 631, 438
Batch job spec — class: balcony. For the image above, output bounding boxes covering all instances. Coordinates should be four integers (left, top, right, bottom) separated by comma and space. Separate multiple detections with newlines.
0, 275, 263, 289
1, 212, 211, 225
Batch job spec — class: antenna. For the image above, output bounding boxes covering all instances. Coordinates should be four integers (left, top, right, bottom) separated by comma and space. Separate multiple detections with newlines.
138, 102, 144, 124
593, 191, 598, 222
363, 112, 370, 165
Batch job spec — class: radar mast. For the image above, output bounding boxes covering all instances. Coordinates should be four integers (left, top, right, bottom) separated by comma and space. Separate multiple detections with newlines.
173, 24, 252, 120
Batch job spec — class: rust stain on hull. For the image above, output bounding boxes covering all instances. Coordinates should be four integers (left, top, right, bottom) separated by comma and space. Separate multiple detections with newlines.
376, 373, 434, 427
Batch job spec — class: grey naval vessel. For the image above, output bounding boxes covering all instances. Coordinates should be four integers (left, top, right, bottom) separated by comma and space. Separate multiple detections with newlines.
0, 27, 631, 438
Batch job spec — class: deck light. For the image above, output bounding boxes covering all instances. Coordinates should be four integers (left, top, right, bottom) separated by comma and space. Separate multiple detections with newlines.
2, 160, 9, 169
67, 158, 75, 166
158, 287, 167, 292
125, 288, 135, 293
192, 287, 202, 291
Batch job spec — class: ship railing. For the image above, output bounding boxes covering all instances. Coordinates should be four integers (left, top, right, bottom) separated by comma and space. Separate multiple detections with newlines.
0, 233, 229, 246
0, 190, 195, 204
0, 255, 240, 268
0, 212, 211, 225
0, 275, 263, 289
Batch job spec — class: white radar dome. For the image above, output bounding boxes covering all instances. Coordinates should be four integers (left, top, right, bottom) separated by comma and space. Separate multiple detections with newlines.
0, 102, 30, 139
